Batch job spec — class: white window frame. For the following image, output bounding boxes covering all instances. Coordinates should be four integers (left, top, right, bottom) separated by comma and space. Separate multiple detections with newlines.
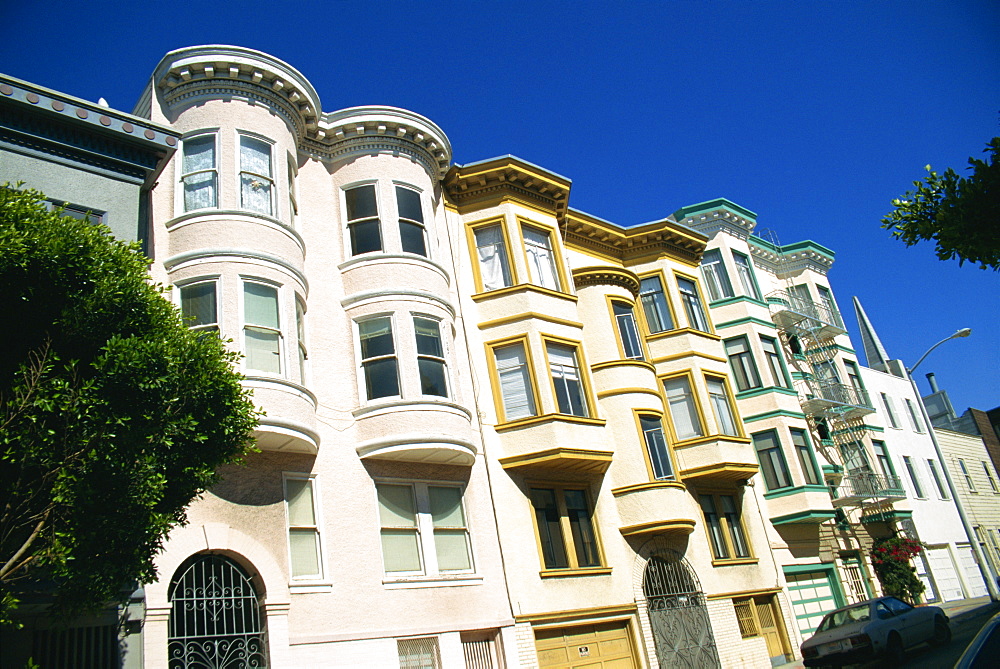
282, 473, 325, 581
295, 297, 307, 385
356, 313, 400, 401
473, 222, 514, 291
927, 459, 949, 499
732, 251, 761, 300
241, 278, 284, 377
375, 480, 474, 579
178, 130, 219, 214
413, 314, 449, 398
959, 458, 977, 492
521, 224, 562, 291
904, 398, 925, 432
237, 132, 275, 217
880, 393, 900, 429
706, 375, 739, 436
984, 462, 999, 493
395, 183, 429, 258
177, 277, 220, 334
545, 341, 589, 417
344, 180, 383, 257
903, 455, 925, 498
700, 248, 734, 301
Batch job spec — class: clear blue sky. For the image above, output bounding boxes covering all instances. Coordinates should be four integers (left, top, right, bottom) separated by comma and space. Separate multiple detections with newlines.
2, 0, 997, 413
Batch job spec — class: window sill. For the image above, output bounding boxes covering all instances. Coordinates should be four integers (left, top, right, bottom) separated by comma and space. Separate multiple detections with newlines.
710, 558, 759, 567
671, 434, 751, 449
539, 567, 612, 579
382, 574, 482, 589
289, 582, 334, 594
645, 327, 720, 342
495, 413, 606, 432
471, 283, 578, 303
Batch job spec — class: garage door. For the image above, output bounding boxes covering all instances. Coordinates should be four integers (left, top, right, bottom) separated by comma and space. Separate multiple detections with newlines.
535, 620, 637, 669
785, 568, 841, 637
957, 545, 988, 598
926, 547, 965, 601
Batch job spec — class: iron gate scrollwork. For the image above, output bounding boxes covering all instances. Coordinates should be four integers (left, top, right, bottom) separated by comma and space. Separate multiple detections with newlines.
642, 549, 720, 668
168, 554, 268, 668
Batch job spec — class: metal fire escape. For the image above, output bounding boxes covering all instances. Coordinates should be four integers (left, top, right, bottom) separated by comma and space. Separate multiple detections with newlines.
758, 230, 904, 512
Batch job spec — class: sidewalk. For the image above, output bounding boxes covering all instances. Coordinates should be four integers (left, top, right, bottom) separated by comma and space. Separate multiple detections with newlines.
774, 596, 1000, 669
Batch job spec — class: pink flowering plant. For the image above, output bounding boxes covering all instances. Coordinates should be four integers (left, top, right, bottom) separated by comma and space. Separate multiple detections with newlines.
871, 536, 926, 604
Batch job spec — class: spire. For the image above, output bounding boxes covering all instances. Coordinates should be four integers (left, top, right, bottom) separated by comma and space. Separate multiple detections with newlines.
852, 297, 891, 369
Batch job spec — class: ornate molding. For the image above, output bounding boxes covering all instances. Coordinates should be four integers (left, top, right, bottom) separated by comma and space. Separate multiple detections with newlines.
444, 156, 571, 218
571, 266, 640, 296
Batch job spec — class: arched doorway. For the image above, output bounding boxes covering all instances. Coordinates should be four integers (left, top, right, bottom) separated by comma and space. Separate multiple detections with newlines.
168, 554, 268, 668
640, 548, 720, 668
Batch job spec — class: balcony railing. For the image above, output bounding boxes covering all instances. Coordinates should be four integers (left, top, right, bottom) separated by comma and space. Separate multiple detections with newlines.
799, 381, 875, 420
830, 472, 906, 506
768, 291, 846, 338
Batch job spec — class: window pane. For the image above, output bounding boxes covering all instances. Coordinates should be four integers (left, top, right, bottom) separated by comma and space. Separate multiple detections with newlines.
495, 343, 536, 419
733, 252, 760, 299
639, 276, 674, 332
400, 220, 427, 256
364, 358, 399, 399
433, 530, 471, 571
378, 484, 416, 525
414, 318, 443, 357
548, 343, 587, 417
289, 529, 320, 577
350, 218, 382, 254
792, 429, 820, 485
183, 135, 215, 172
381, 529, 422, 572
474, 224, 512, 291
564, 490, 599, 567
701, 249, 733, 301
707, 378, 738, 436
699, 495, 728, 559
429, 486, 464, 526
360, 318, 395, 357
240, 136, 272, 214
721, 495, 750, 558
640, 415, 673, 480
677, 277, 708, 331
346, 185, 378, 220
180, 282, 217, 328
245, 328, 281, 374
286, 479, 316, 526
417, 359, 447, 397
396, 186, 423, 222
753, 431, 792, 490
726, 337, 762, 391
664, 376, 703, 440
531, 488, 568, 569
613, 302, 644, 359
182, 136, 216, 211
244, 283, 279, 328
523, 226, 561, 290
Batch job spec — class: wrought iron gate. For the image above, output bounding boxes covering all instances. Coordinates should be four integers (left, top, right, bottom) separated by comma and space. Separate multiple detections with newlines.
643, 552, 720, 668
168, 554, 268, 668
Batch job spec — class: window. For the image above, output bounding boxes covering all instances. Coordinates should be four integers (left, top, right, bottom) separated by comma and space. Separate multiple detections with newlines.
872, 440, 896, 483
699, 494, 750, 560
880, 393, 900, 428
48, 199, 105, 225
287, 154, 298, 227
546, 342, 588, 417
473, 223, 513, 291
346, 184, 382, 255
376, 482, 472, 576
522, 225, 561, 290
732, 251, 761, 299
639, 275, 674, 333
676, 276, 710, 332
700, 249, 733, 301
816, 285, 841, 326
959, 459, 976, 491
640, 415, 674, 480
725, 337, 762, 392
492, 341, 537, 421
812, 360, 841, 385
706, 376, 739, 436
284, 476, 322, 579
239, 135, 274, 215
984, 462, 999, 493
904, 399, 925, 432
840, 442, 870, 474
845, 360, 865, 398
927, 459, 949, 499
397, 186, 427, 256
530, 485, 601, 570
792, 428, 820, 485
903, 456, 925, 498
612, 301, 644, 360
180, 134, 217, 211
243, 281, 282, 374
663, 375, 704, 441
359, 316, 399, 400
760, 336, 789, 388
753, 431, 792, 490
295, 298, 307, 382
179, 280, 218, 334
398, 637, 441, 669
414, 317, 448, 397
789, 284, 812, 312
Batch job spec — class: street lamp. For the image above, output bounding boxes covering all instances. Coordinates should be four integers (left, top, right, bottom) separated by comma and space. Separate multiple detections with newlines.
905, 328, 999, 602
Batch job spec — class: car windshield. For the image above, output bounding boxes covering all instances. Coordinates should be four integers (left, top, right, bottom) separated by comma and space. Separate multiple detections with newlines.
817, 603, 871, 632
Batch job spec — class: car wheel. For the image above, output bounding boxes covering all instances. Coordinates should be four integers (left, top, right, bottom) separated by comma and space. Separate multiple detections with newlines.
932, 617, 952, 645
885, 632, 904, 663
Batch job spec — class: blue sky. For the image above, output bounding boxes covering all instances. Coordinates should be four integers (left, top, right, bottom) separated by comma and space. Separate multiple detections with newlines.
1, 0, 997, 413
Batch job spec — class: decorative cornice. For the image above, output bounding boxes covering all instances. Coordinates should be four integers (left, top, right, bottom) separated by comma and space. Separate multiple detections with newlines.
749, 237, 836, 276
672, 199, 757, 241
571, 266, 640, 296
443, 155, 571, 218
562, 209, 707, 266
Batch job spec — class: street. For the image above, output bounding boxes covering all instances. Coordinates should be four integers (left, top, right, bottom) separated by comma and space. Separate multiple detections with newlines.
902, 602, 999, 669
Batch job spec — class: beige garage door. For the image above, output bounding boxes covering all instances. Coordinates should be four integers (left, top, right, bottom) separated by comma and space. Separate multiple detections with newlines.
535, 620, 637, 669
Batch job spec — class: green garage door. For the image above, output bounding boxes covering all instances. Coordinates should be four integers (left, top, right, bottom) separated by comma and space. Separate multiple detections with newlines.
784, 567, 845, 637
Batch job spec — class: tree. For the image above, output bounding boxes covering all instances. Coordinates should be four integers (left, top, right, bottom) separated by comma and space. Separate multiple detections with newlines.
0, 187, 258, 623
881, 137, 1000, 270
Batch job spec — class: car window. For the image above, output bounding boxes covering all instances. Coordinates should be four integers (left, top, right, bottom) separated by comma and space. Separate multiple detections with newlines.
876, 603, 893, 619
818, 604, 871, 631
884, 597, 913, 615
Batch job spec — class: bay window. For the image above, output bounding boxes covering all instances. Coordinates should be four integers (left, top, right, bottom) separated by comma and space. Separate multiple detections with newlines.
359, 316, 399, 399
640, 415, 674, 480
296, 298, 307, 383
397, 186, 427, 256
546, 342, 588, 417
473, 223, 513, 291
243, 281, 282, 375
639, 275, 674, 333
239, 135, 274, 215
180, 134, 217, 211
522, 225, 561, 291
414, 316, 448, 397
760, 336, 790, 388
612, 300, 644, 360
346, 184, 382, 255
732, 251, 761, 299
699, 494, 750, 560
700, 249, 733, 301
180, 280, 218, 334
753, 431, 792, 491
792, 429, 821, 485
492, 341, 537, 421
706, 376, 739, 436
663, 375, 704, 441
676, 275, 710, 332
725, 337, 762, 392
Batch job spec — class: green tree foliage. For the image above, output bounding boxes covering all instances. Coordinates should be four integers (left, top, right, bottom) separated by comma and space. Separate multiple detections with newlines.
0, 187, 258, 623
870, 536, 926, 604
882, 137, 1000, 270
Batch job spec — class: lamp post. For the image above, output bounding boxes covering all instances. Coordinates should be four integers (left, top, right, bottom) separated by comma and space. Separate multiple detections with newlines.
905, 328, 1000, 602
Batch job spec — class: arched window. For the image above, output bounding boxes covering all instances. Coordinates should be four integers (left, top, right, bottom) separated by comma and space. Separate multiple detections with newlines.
168, 554, 268, 668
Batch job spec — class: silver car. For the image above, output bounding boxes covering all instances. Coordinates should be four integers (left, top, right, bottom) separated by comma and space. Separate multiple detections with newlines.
800, 596, 950, 667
